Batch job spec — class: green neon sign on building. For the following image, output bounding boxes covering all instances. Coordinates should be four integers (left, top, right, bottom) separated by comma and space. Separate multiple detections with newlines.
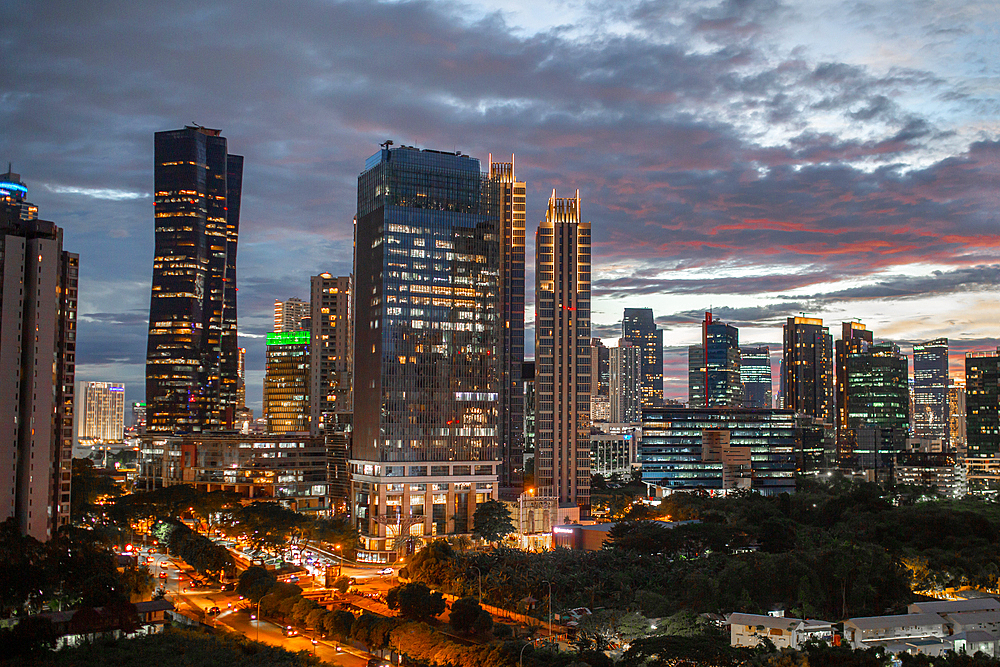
266, 331, 311, 346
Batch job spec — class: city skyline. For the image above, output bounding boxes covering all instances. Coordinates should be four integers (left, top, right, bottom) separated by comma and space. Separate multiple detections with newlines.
2, 0, 996, 413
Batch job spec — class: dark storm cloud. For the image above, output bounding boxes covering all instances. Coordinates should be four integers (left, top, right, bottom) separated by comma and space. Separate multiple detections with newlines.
1, 0, 994, 408
803, 265, 1000, 303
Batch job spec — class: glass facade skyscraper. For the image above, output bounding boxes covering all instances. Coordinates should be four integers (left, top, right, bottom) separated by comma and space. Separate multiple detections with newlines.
835, 321, 874, 464
689, 312, 742, 408
146, 127, 242, 433
913, 338, 949, 448
622, 308, 663, 407
844, 341, 910, 468
740, 346, 772, 409
782, 317, 833, 424
351, 145, 503, 560
264, 331, 311, 433
966, 350, 1000, 459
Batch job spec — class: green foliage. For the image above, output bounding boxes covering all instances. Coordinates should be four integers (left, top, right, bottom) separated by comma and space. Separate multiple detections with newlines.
386, 582, 447, 622
152, 519, 234, 579
332, 575, 351, 594
237, 566, 277, 602
223, 501, 308, 551
71, 458, 122, 521
323, 609, 356, 639
449, 597, 492, 635
473, 500, 516, 546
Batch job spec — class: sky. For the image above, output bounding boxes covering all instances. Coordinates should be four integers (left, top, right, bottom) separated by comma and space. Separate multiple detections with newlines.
2, 0, 998, 414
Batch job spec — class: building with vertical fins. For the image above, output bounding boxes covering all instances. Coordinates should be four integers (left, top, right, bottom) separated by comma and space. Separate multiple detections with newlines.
913, 338, 949, 448
535, 190, 591, 513
263, 330, 311, 433
310, 273, 353, 434
689, 312, 742, 408
740, 346, 772, 409
0, 169, 77, 540
622, 308, 663, 408
610, 341, 642, 423
844, 341, 910, 469
835, 321, 874, 464
489, 155, 526, 499
352, 144, 503, 561
79, 382, 126, 444
275, 297, 309, 333
949, 379, 966, 458
966, 350, 1000, 460
782, 317, 833, 424
145, 126, 242, 433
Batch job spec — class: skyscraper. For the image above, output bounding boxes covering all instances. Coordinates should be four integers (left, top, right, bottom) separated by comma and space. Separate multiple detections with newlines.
610, 341, 642, 423
949, 379, 967, 457
145, 126, 242, 433
0, 169, 77, 540
263, 331, 311, 433
590, 338, 610, 397
489, 156, 526, 498
622, 308, 663, 407
79, 382, 125, 444
844, 341, 910, 468
782, 317, 833, 424
275, 297, 310, 333
740, 346, 772, 408
536, 190, 591, 512
352, 145, 503, 559
835, 321, 874, 463
309, 273, 352, 434
965, 350, 1000, 459
689, 312, 742, 408
913, 338, 949, 448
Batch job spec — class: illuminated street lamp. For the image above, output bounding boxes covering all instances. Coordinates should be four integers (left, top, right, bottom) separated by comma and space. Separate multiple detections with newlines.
471, 565, 482, 604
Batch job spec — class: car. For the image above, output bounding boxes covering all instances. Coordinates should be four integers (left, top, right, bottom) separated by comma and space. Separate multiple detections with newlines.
282, 626, 299, 637
378, 567, 393, 576
220, 582, 236, 591
160, 562, 169, 568
207, 606, 221, 615
159, 571, 168, 579
146, 556, 155, 563
147, 548, 156, 554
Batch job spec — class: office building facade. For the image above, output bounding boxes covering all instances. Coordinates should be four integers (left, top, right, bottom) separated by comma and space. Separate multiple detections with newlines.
622, 308, 663, 407
640, 407, 797, 496
966, 351, 1000, 459
489, 156, 526, 498
782, 317, 833, 424
610, 341, 642, 423
835, 322, 874, 464
740, 346, 772, 409
949, 380, 967, 458
352, 145, 503, 560
0, 170, 77, 540
536, 190, 591, 511
263, 331, 311, 433
844, 341, 910, 468
913, 338, 949, 449
145, 126, 242, 433
275, 297, 310, 333
310, 273, 353, 434
689, 312, 742, 408
79, 382, 126, 444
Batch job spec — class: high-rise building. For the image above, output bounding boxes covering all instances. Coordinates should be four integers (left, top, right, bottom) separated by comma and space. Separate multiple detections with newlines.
352, 145, 503, 560
844, 341, 910, 469
275, 297, 309, 333
610, 341, 642, 423
79, 382, 125, 444
263, 331, 311, 433
966, 350, 1000, 459
782, 317, 833, 424
913, 338, 949, 449
622, 308, 663, 407
0, 169, 77, 540
131, 402, 147, 433
835, 321, 874, 464
689, 312, 742, 408
740, 346, 772, 408
145, 126, 242, 433
536, 190, 591, 512
949, 379, 967, 458
523, 361, 536, 458
590, 338, 610, 397
236, 347, 246, 409
489, 156, 526, 498
310, 273, 353, 434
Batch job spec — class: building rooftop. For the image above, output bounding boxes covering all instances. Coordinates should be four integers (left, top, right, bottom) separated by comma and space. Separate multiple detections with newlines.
909, 598, 1000, 615
846, 613, 946, 630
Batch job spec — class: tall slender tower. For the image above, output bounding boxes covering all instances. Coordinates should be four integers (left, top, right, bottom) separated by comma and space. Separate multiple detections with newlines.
275, 297, 310, 332
740, 346, 772, 408
782, 317, 833, 424
489, 155, 526, 498
536, 190, 591, 511
689, 312, 741, 407
913, 338, 949, 448
0, 170, 77, 539
835, 321, 873, 463
310, 273, 353, 434
352, 144, 503, 557
610, 341, 642, 423
622, 308, 663, 407
966, 351, 1000, 459
146, 127, 242, 433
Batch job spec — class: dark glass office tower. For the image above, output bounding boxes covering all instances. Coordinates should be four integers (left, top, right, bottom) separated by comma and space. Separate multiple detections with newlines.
622, 308, 663, 407
782, 317, 833, 424
146, 127, 243, 433
835, 322, 874, 464
740, 346, 772, 408
913, 338, 949, 448
966, 350, 999, 459
489, 156, 526, 498
844, 341, 910, 469
689, 312, 742, 407
352, 145, 503, 559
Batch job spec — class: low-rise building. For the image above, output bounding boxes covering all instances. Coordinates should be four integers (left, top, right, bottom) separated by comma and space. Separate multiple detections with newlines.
727, 613, 834, 649
843, 613, 949, 649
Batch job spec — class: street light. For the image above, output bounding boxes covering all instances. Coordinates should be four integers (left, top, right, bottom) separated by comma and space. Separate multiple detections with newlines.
542, 580, 553, 640
334, 544, 342, 577
471, 566, 482, 604
254, 597, 262, 641
519, 639, 537, 667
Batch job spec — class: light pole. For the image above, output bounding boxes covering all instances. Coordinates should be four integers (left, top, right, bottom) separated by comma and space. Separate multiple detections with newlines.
334, 544, 342, 577
542, 580, 553, 641
519, 639, 537, 667
471, 566, 482, 604
252, 597, 262, 642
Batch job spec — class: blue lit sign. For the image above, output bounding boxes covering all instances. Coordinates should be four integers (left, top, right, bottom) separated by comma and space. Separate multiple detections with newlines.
0, 181, 27, 195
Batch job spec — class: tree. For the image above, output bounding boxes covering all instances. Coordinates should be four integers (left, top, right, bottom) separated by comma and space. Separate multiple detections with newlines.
450, 597, 492, 635
386, 582, 446, 622
236, 566, 276, 602
473, 500, 515, 547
